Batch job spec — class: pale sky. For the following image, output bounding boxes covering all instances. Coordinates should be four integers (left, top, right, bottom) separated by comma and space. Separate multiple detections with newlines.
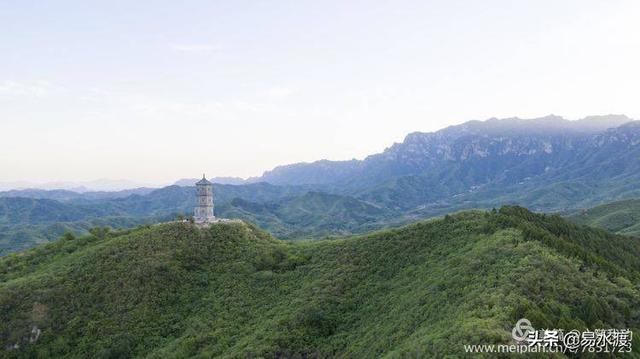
1, 0, 639, 185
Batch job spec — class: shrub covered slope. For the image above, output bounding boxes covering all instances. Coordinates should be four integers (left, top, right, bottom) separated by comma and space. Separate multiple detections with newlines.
0, 207, 639, 358
568, 199, 640, 237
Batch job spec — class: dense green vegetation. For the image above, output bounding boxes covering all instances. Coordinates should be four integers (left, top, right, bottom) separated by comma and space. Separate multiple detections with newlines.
1, 207, 638, 357
568, 199, 640, 237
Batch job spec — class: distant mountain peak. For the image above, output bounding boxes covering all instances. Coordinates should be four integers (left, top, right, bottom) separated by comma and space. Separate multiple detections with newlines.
441, 114, 632, 137
253, 114, 637, 187
575, 114, 633, 131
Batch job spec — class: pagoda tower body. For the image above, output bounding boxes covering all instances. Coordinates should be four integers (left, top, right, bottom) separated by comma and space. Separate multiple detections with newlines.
194, 174, 215, 223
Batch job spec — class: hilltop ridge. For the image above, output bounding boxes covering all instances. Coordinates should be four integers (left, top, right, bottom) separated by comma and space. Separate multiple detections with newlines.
1, 207, 638, 357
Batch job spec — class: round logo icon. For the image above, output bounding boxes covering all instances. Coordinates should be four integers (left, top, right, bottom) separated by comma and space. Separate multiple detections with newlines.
512, 318, 534, 341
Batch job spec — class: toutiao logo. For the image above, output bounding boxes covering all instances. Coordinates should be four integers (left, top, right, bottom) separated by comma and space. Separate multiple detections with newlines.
512, 318, 534, 342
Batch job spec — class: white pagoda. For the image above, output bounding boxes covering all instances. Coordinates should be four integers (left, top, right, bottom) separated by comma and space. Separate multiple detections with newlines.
194, 174, 215, 223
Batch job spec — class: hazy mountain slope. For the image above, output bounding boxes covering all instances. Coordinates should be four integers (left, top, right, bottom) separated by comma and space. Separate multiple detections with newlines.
568, 199, 640, 236
1, 207, 638, 357
257, 115, 633, 187
0, 197, 116, 224
0, 183, 314, 224
0, 188, 155, 202
347, 118, 640, 214
0, 187, 390, 254
252, 116, 640, 214
0, 179, 153, 192
107, 183, 315, 216
258, 159, 363, 186
218, 191, 396, 238
0, 197, 170, 254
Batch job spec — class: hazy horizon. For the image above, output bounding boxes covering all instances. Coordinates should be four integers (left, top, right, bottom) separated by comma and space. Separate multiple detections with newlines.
0, 113, 633, 190
2, 0, 640, 184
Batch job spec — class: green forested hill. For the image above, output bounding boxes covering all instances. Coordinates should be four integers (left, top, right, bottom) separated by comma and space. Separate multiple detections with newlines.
1, 207, 639, 358
568, 199, 640, 237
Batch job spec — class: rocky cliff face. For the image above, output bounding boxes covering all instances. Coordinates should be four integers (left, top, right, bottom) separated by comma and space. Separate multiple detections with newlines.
258, 115, 635, 188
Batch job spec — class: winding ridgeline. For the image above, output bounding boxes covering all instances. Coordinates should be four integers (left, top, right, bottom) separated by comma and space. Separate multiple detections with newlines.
1, 207, 639, 357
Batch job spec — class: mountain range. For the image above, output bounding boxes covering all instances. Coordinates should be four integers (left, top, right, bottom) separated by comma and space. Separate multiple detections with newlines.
257, 114, 633, 186
0, 179, 155, 192
2, 114, 640, 254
